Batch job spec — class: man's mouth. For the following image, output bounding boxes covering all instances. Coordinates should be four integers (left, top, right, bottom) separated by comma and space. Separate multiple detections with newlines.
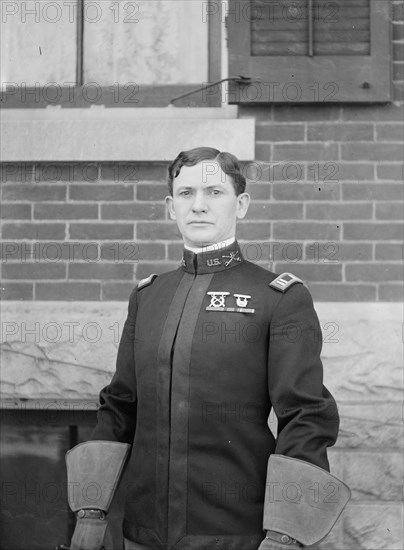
188, 221, 213, 225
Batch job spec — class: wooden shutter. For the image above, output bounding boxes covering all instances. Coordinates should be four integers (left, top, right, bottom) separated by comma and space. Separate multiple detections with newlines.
228, 0, 391, 102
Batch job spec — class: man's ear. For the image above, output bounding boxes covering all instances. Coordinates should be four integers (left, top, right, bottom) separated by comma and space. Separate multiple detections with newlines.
236, 192, 250, 220
165, 195, 177, 220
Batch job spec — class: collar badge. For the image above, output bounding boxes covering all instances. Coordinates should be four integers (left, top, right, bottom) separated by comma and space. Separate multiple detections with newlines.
222, 252, 241, 267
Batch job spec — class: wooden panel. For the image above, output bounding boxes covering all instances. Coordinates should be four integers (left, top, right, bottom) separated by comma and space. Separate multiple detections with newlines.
250, 0, 370, 56
228, 0, 391, 102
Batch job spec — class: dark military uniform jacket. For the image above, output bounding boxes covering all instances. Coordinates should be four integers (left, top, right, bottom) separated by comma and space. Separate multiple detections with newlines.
91, 240, 339, 550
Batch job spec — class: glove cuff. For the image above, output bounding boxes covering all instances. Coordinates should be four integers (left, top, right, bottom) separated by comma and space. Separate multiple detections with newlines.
263, 455, 351, 546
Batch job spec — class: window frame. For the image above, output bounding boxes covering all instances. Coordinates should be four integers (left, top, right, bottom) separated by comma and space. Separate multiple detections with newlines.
227, 0, 392, 103
1, 0, 222, 108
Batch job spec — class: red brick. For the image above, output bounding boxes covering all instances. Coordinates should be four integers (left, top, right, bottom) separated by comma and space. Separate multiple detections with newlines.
136, 262, 177, 280
69, 184, 134, 201
376, 164, 404, 181
393, 22, 404, 41
256, 124, 305, 142
309, 284, 376, 302
1, 184, 66, 201
167, 243, 184, 261
344, 223, 403, 241
273, 105, 340, 122
334, 163, 375, 182
272, 183, 340, 201
393, 41, 404, 61
1, 283, 33, 300
248, 202, 303, 219
34, 204, 98, 220
305, 242, 372, 262
341, 104, 404, 122
69, 223, 133, 240
346, 264, 403, 282
393, 81, 404, 102
306, 203, 373, 220
255, 143, 271, 161
393, 62, 404, 81
100, 242, 165, 262
1, 203, 31, 219
376, 124, 404, 142
1, 164, 34, 183
3, 263, 66, 280
101, 162, 168, 183
35, 282, 101, 301
273, 222, 341, 240
247, 182, 271, 200
343, 184, 403, 201
33, 163, 98, 183
238, 105, 273, 121
136, 184, 168, 201
393, 2, 404, 22
378, 284, 404, 301
274, 144, 338, 162
2, 223, 65, 240
308, 124, 373, 142
238, 241, 284, 263
341, 143, 403, 162
236, 222, 271, 240
0, 242, 80, 261
274, 263, 342, 282
136, 222, 181, 241
69, 263, 134, 280
101, 203, 166, 221
102, 282, 136, 301
376, 203, 403, 219
375, 243, 403, 261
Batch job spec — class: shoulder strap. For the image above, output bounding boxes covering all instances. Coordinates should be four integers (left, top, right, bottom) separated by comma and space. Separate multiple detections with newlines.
269, 272, 303, 293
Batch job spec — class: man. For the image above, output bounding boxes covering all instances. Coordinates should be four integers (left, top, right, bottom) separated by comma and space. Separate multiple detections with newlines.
65, 148, 350, 550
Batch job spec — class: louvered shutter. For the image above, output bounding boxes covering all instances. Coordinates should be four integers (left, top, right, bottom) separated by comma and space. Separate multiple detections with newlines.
228, 0, 391, 102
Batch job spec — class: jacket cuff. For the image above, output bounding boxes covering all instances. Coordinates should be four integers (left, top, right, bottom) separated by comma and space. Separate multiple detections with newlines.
263, 455, 351, 546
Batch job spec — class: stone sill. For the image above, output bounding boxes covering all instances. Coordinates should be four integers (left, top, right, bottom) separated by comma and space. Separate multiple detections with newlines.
0, 107, 255, 162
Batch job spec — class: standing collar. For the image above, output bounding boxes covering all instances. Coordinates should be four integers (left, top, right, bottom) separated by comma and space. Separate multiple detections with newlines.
181, 240, 244, 274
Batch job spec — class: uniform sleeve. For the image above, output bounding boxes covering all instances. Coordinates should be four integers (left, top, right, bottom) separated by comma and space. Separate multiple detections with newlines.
267, 283, 339, 471
90, 287, 138, 444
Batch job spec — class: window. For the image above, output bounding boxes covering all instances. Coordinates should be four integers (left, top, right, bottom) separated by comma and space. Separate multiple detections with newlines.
1, 0, 222, 107
227, 0, 392, 102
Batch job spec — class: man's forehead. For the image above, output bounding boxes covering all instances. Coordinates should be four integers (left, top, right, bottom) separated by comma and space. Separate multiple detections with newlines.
175, 161, 230, 185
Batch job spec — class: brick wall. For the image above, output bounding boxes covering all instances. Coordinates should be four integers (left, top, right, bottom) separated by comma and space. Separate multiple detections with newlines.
1, 1, 403, 303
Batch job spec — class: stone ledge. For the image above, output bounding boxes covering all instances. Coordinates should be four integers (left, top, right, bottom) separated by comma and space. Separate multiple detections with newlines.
0, 111, 255, 161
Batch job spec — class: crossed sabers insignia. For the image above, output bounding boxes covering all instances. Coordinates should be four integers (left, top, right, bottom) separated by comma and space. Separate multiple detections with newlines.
222, 252, 241, 267
206, 291, 254, 313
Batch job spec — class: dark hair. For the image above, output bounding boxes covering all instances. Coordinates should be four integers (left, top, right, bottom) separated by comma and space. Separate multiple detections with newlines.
167, 147, 246, 196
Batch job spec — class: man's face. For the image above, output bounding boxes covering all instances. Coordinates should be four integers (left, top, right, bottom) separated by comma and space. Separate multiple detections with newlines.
165, 161, 250, 248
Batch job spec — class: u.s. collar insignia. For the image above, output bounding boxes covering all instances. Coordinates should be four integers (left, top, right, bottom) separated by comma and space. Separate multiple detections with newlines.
206, 291, 255, 313
206, 257, 221, 267
222, 252, 241, 267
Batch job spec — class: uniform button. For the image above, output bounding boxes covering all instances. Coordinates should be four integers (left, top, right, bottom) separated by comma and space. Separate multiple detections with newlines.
281, 534, 291, 544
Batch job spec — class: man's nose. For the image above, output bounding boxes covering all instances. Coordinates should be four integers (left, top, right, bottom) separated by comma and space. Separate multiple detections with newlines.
192, 191, 208, 212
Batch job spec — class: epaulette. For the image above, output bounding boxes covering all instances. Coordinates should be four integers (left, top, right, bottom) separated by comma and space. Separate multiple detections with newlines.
137, 273, 158, 290
269, 272, 303, 293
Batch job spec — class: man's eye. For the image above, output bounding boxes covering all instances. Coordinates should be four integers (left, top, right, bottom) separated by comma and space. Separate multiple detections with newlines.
210, 189, 222, 195
179, 190, 191, 196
